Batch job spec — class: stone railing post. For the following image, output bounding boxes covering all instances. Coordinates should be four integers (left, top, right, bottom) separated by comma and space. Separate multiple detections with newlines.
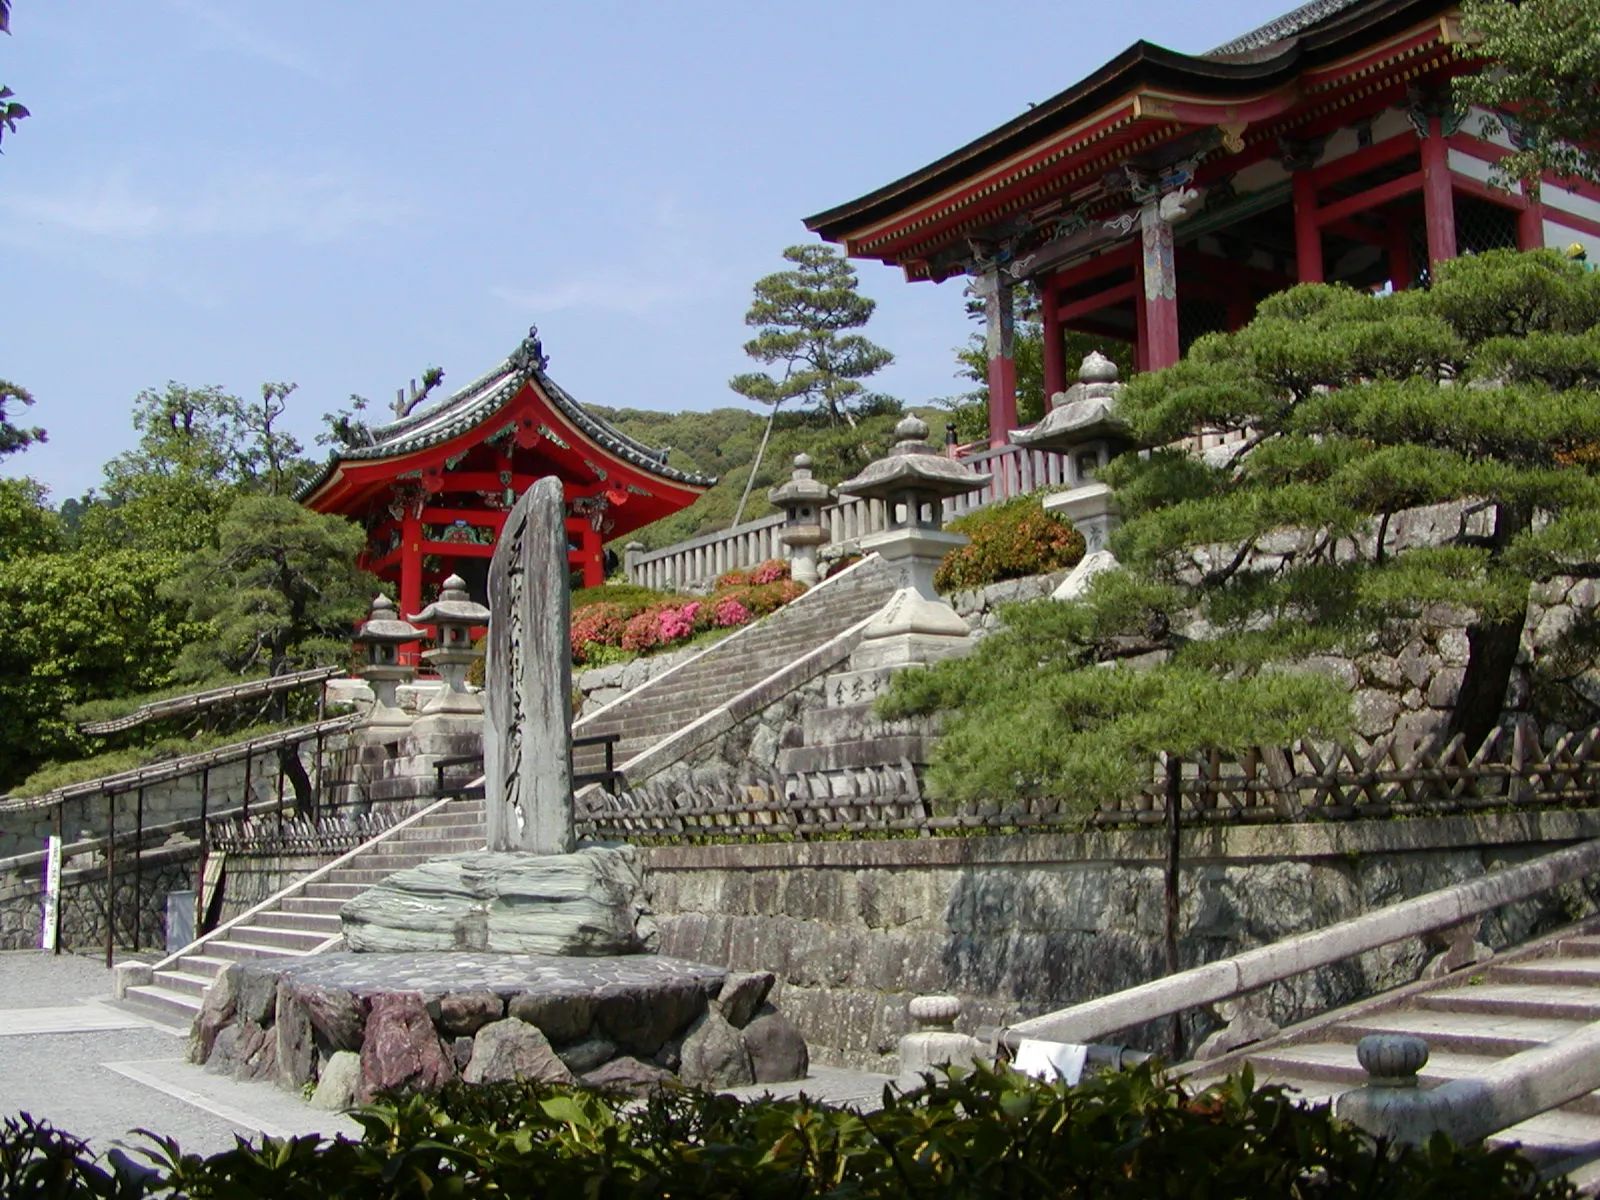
1335, 1035, 1446, 1146
897, 994, 983, 1090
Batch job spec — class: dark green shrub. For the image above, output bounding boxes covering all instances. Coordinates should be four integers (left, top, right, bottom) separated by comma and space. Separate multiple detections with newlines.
935, 492, 1086, 593
6, 1065, 1571, 1199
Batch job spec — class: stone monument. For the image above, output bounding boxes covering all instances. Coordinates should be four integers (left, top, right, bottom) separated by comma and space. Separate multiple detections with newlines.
484, 476, 575, 855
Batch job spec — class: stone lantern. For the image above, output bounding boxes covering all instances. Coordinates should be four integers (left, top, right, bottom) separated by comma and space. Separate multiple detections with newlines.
352, 595, 425, 727
768, 453, 834, 586
408, 573, 491, 714
836, 415, 990, 669
1011, 352, 1137, 602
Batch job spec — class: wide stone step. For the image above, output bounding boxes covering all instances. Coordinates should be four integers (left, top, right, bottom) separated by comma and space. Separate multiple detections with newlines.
255, 910, 342, 934
175, 953, 231, 979
1332, 1009, 1583, 1057
1421, 982, 1600, 1022
1486, 1109, 1600, 1171
280, 895, 347, 915
1493, 957, 1600, 988
153, 969, 216, 998
329, 866, 421, 884
230, 922, 330, 952
1560, 936, 1600, 958
125, 983, 202, 1021
207, 938, 305, 962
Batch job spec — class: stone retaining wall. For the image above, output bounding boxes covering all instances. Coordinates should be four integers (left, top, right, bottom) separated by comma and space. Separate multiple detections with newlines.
0, 841, 198, 953
573, 644, 701, 720
641, 810, 1600, 1072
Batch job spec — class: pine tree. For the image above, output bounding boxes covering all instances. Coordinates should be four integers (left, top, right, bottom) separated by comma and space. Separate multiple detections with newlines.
729, 244, 894, 427
883, 250, 1600, 811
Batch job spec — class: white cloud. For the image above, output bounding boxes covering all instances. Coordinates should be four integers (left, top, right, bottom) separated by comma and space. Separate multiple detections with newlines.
1, 165, 416, 245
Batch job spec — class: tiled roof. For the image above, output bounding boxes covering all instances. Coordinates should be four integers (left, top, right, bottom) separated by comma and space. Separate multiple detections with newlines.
297, 331, 715, 500
1208, 0, 1366, 56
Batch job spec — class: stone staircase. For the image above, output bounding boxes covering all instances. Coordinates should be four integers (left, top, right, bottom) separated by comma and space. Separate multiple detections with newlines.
572, 554, 897, 781
1192, 920, 1600, 1189
121, 796, 485, 1027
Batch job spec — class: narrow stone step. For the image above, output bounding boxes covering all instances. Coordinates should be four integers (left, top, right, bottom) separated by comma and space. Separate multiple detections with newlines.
1561, 936, 1600, 958
1421, 982, 1600, 1022
125, 983, 201, 1021
280, 896, 346, 915
1487, 1109, 1600, 1170
1245, 1041, 1501, 1090
207, 938, 305, 962
1333, 1009, 1582, 1057
255, 910, 342, 934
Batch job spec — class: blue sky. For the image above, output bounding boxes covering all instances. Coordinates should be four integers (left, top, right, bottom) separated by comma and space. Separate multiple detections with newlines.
3, 1, 1295, 502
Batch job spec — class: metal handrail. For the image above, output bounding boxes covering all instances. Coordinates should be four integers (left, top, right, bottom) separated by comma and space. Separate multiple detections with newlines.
76, 666, 345, 735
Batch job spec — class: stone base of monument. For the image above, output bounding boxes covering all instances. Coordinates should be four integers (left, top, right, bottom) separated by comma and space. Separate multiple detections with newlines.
341, 847, 658, 956
189, 952, 809, 1104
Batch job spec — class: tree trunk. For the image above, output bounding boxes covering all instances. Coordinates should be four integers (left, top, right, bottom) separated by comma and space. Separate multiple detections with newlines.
1447, 502, 1529, 753
278, 745, 314, 818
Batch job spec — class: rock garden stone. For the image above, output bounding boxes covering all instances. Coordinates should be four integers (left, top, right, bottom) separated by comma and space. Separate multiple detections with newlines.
595, 973, 709, 1057
508, 988, 592, 1043
582, 1056, 675, 1094
300, 983, 365, 1053
438, 990, 504, 1037
452, 1036, 475, 1071
236, 966, 279, 1026
712, 971, 773, 1029
340, 848, 659, 955
742, 1004, 809, 1083
274, 982, 317, 1090
462, 1019, 574, 1086
189, 962, 240, 1063
679, 1011, 755, 1089
557, 1035, 618, 1075
359, 992, 456, 1101
310, 1050, 361, 1112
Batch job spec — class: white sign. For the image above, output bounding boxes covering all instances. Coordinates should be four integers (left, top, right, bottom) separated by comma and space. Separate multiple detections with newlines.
39, 835, 61, 951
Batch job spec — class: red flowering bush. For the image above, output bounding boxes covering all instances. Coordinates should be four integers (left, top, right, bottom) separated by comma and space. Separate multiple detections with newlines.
750, 559, 790, 585
712, 596, 751, 627
571, 602, 633, 664
714, 567, 752, 589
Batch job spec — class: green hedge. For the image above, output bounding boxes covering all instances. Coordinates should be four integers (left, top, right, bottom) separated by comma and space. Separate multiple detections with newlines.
935, 492, 1086, 593
1, 1063, 1567, 1198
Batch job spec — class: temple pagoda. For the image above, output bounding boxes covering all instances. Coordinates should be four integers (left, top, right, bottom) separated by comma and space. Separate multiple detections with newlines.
806, 0, 1600, 447
299, 329, 713, 627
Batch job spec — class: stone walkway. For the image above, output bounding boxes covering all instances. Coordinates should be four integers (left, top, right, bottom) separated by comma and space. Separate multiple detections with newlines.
0, 950, 892, 1159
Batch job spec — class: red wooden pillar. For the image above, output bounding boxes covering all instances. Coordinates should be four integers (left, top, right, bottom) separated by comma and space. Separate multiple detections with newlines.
1137, 205, 1181, 371
400, 511, 423, 664
1420, 117, 1457, 270
1292, 171, 1324, 283
1387, 212, 1414, 291
581, 526, 604, 588
1041, 279, 1067, 403
979, 268, 1018, 446
1518, 186, 1545, 251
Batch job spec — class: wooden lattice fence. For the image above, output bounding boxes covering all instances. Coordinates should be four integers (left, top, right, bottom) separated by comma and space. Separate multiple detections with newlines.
576, 721, 1600, 843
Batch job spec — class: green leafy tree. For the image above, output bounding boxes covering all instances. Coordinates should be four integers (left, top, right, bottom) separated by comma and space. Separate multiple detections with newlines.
0, 548, 192, 789
885, 249, 1600, 810
0, 1, 28, 152
0, 475, 57, 558
1456, 0, 1600, 186
165, 494, 371, 686
729, 244, 894, 428
0, 378, 43, 457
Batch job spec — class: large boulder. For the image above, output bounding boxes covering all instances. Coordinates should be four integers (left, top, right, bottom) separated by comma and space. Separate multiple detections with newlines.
678, 1011, 755, 1089
462, 1019, 575, 1086
359, 992, 456, 1101
508, 989, 592, 1043
594, 973, 709, 1058
437, 990, 504, 1038
299, 983, 365, 1053
274, 981, 317, 1090
713, 972, 774, 1029
583, 1056, 674, 1094
309, 1050, 361, 1111
742, 1004, 808, 1083
341, 848, 659, 955
189, 962, 240, 1064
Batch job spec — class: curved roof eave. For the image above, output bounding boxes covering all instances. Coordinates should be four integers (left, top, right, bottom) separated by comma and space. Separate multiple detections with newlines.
804, 0, 1435, 243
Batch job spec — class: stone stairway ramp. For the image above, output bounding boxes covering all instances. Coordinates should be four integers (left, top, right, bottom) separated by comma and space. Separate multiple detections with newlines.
1186, 922, 1600, 1190
119, 796, 486, 1028
572, 554, 896, 782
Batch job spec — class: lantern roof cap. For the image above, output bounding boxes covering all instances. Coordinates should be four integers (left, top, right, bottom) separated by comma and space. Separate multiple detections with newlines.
837, 415, 991, 502
408, 574, 491, 625
769, 453, 835, 508
1013, 352, 1138, 453
354, 594, 425, 645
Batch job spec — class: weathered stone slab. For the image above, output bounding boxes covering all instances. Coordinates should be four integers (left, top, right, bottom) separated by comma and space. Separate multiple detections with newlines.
341, 848, 658, 956
485, 476, 574, 854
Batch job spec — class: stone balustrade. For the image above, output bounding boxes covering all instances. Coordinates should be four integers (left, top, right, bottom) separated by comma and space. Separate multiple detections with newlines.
625, 444, 1077, 591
